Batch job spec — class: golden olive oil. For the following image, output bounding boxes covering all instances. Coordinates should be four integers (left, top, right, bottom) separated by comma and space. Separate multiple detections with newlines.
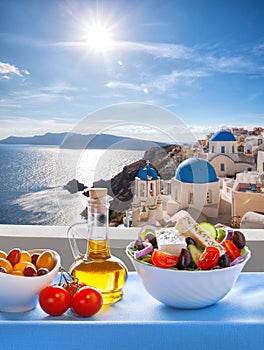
69, 238, 128, 304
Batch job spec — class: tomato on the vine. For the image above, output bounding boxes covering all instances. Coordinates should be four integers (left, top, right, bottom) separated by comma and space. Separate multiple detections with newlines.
39, 285, 71, 316
151, 249, 179, 268
71, 286, 103, 317
197, 246, 220, 270
64, 281, 87, 297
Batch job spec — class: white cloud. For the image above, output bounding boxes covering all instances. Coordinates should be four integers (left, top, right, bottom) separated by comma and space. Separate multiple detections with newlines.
150, 69, 208, 92
115, 40, 195, 60
41, 83, 77, 94
0, 117, 74, 140
0, 62, 22, 77
54, 38, 260, 75
0, 83, 77, 108
105, 81, 143, 92
202, 54, 254, 74
106, 69, 208, 94
189, 121, 264, 140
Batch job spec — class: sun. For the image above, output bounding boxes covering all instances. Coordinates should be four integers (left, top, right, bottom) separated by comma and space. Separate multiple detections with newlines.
85, 21, 114, 53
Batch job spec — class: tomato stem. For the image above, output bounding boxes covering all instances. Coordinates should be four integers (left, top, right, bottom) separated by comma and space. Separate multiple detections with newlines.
58, 266, 78, 286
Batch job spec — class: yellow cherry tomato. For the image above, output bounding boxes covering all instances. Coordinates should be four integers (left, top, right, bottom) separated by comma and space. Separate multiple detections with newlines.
0, 250, 7, 259
19, 250, 31, 263
0, 257, 13, 273
36, 251, 55, 271
11, 270, 24, 276
13, 261, 35, 273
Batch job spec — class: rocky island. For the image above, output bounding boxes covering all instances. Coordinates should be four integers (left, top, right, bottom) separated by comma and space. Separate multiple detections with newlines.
65, 143, 183, 226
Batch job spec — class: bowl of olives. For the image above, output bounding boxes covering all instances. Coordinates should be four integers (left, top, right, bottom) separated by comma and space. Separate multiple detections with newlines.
126, 227, 251, 309
0, 248, 60, 312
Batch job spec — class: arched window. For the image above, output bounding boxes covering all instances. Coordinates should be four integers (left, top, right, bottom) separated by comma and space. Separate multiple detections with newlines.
149, 182, 154, 196
140, 183, 145, 197
189, 192, 193, 204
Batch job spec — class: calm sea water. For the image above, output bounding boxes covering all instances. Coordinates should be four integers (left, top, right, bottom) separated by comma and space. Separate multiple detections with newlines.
0, 145, 144, 225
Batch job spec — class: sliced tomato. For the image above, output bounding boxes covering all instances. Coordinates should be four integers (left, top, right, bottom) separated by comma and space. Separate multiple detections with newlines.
222, 240, 241, 261
151, 249, 179, 268
197, 246, 220, 270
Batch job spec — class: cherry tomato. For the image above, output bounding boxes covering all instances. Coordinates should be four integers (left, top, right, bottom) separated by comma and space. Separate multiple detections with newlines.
13, 261, 35, 273
19, 250, 32, 263
36, 251, 56, 271
0, 257, 13, 273
64, 281, 87, 298
39, 285, 71, 316
0, 250, 7, 259
7, 248, 21, 266
71, 286, 103, 317
11, 270, 24, 276
24, 265, 38, 277
37, 267, 50, 276
151, 249, 179, 268
197, 246, 220, 270
31, 253, 40, 265
222, 240, 241, 261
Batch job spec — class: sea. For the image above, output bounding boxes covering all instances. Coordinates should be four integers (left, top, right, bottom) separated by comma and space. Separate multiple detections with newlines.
0, 145, 144, 226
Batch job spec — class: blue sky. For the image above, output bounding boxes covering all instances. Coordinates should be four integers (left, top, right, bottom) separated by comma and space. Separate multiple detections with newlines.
0, 0, 263, 142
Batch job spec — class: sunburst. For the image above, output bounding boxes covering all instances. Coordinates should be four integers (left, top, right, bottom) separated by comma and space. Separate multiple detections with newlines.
85, 21, 114, 53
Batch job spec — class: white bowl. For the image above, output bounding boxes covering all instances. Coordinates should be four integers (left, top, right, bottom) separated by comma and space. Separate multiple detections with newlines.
126, 243, 251, 309
0, 249, 60, 312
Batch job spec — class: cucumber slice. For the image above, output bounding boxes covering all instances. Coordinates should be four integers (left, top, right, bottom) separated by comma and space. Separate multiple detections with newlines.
139, 225, 156, 240
188, 244, 203, 265
216, 228, 226, 242
199, 222, 217, 240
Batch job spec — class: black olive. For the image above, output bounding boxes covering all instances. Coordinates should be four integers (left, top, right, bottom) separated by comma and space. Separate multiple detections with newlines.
177, 248, 192, 270
134, 240, 145, 250
218, 254, 231, 268
144, 233, 158, 249
232, 231, 246, 249
185, 237, 196, 246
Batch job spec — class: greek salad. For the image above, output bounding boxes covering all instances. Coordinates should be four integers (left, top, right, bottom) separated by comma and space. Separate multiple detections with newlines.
127, 222, 248, 271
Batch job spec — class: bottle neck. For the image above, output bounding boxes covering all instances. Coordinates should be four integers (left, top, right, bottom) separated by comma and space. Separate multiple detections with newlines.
86, 197, 111, 259
88, 238, 111, 259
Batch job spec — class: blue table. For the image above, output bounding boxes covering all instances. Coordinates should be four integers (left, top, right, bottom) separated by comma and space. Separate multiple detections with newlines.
1, 272, 264, 350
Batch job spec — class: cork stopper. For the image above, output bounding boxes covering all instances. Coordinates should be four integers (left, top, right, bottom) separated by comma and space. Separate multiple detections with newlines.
89, 188, 108, 199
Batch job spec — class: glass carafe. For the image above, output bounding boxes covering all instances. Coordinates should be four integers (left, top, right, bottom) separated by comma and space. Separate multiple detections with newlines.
67, 188, 128, 304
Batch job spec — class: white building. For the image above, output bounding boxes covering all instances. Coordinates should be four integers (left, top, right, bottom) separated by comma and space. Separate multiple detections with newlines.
132, 162, 163, 227
207, 130, 256, 177
257, 150, 264, 173
244, 135, 264, 154
221, 150, 264, 228
168, 157, 220, 219
132, 158, 220, 226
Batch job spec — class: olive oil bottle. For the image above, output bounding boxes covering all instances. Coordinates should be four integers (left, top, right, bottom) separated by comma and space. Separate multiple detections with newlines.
68, 188, 128, 304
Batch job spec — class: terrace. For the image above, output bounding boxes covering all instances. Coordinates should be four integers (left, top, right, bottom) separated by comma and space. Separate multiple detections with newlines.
237, 183, 264, 193
0, 224, 264, 272
1, 224, 264, 350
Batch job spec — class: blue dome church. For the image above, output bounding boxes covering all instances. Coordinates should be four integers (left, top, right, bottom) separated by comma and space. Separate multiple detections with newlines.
176, 158, 218, 183
167, 157, 220, 218
208, 129, 255, 177
132, 161, 163, 227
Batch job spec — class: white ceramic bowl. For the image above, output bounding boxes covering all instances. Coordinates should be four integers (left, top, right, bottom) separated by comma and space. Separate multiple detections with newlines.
0, 249, 60, 312
126, 243, 251, 309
